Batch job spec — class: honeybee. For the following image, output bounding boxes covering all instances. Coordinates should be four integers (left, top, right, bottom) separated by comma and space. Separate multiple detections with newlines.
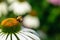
17, 16, 23, 22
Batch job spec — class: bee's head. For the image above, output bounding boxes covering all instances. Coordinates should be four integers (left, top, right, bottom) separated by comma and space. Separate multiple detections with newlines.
17, 16, 23, 22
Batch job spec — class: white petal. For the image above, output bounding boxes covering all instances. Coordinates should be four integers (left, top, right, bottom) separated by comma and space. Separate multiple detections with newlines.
9, 1, 31, 15
21, 32, 40, 40
0, 33, 3, 36
16, 33, 26, 40
7, 35, 10, 40
16, 31, 33, 40
0, 2, 8, 16
12, 34, 17, 40
20, 33, 33, 40
0, 33, 7, 40
21, 27, 39, 37
23, 15, 40, 29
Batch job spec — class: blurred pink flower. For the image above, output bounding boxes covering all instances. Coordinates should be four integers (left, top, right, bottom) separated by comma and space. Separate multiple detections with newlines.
48, 0, 60, 6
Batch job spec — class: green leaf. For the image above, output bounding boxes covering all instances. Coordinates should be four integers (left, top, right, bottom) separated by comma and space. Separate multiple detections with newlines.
47, 8, 60, 23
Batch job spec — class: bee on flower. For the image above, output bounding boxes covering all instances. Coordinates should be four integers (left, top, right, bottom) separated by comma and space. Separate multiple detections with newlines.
17, 16, 23, 22
0, 18, 40, 40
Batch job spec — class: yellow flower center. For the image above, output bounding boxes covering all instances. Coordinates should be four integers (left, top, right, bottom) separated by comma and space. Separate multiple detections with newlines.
1, 18, 19, 27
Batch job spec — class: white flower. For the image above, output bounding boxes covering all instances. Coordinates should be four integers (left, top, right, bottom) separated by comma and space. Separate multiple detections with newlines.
0, 27, 40, 40
9, 1, 31, 16
0, 2, 8, 17
0, 17, 40, 40
23, 15, 40, 29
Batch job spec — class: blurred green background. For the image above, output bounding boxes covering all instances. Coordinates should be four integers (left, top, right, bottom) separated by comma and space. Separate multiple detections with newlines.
28, 0, 60, 40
